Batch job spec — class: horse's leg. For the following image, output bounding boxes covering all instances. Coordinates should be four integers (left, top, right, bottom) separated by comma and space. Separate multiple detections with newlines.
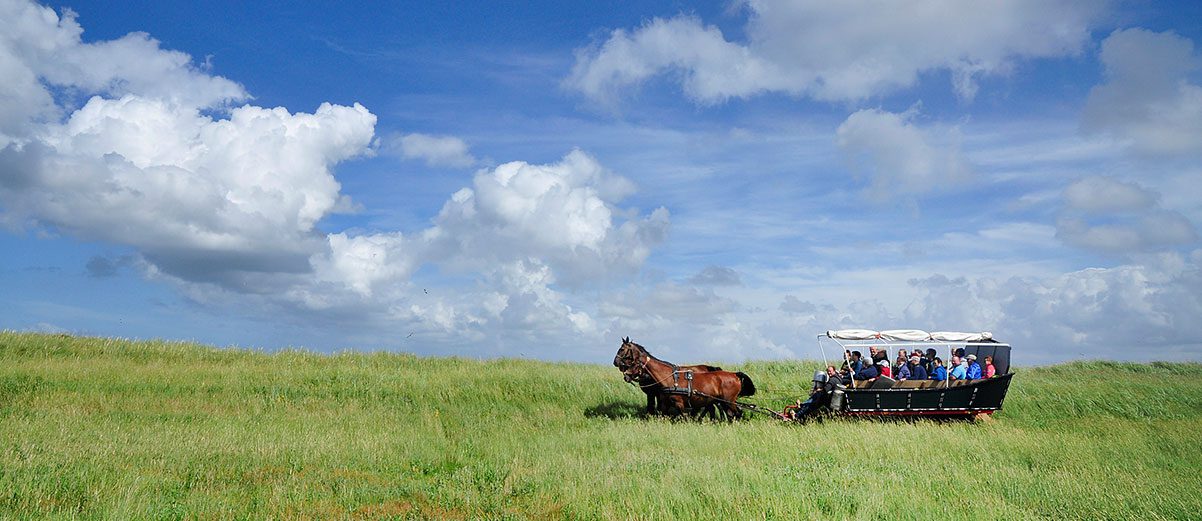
692, 398, 710, 422
645, 391, 657, 416
659, 394, 680, 417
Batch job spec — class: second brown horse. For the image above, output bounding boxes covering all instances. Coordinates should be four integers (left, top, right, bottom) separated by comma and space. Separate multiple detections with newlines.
615, 338, 755, 420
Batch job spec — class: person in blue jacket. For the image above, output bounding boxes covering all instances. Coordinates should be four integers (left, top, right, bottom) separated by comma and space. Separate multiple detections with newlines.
907, 355, 928, 380
966, 354, 983, 380
855, 361, 879, 381
930, 357, 947, 381
849, 351, 865, 373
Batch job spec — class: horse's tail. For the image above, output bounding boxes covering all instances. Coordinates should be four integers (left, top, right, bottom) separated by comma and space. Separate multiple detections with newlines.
703, 365, 722, 372
736, 372, 756, 396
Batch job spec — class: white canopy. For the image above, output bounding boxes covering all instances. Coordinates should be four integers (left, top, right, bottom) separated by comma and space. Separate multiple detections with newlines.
826, 329, 993, 342
930, 331, 992, 342
825, 329, 879, 340
879, 329, 931, 341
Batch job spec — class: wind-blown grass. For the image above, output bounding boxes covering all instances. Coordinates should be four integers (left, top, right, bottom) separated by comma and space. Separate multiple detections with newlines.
2, 332, 1200, 519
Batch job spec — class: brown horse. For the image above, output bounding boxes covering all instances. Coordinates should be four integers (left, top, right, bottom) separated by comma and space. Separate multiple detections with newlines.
615, 338, 755, 420
613, 337, 722, 416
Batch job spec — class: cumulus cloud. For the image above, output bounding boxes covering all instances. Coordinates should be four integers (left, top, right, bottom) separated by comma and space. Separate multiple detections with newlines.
1082, 29, 1202, 157
139, 149, 670, 353
388, 132, 477, 168
0, 1, 246, 142
1055, 177, 1197, 254
0, 96, 377, 285
428, 149, 667, 285
836, 108, 972, 199
0, 1, 377, 291
567, 0, 1103, 104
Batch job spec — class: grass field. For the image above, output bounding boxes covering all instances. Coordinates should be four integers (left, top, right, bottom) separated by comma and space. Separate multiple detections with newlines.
2, 331, 1201, 520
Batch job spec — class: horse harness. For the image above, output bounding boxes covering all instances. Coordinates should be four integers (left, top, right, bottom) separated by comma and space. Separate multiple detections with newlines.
627, 355, 706, 413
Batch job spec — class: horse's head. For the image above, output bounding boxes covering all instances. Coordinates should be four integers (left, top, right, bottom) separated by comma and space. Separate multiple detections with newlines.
613, 336, 646, 381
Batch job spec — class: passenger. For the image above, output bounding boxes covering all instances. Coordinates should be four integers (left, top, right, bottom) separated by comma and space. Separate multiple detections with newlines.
949, 355, 967, 381
870, 346, 888, 365
876, 359, 892, 379
849, 351, 865, 373
984, 356, 997, 378
930, 357, 947, 381
908, 355, 928, 380
895, 358, 911, 380
855, 360, 879, 381
966, 354, 983, 380
893, 349, 907, 378
923, 349, 937, 373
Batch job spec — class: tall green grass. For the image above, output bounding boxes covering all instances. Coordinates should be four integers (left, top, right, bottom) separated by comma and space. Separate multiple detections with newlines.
2, 331, 1200, 519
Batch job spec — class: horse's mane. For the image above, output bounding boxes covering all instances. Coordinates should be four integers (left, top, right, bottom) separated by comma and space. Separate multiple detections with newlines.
627, 341, 720, 371
626, 341, 664, 364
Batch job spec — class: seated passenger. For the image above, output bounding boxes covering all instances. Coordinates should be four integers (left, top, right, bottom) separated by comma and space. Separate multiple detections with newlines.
984, 356, 997, 378
949, 355, 967, 381
893, 351, 907, 379
907, 355, 928, 380
966, 354, 982, 380
827, 364, 850, 386
876, 359, 892, 379
869, 346, 885, 365
923, 348, 937, 373
895, 359, 911, 380
849, 351, 865, 373
855, 361, 879, 381
930, 357, 947, 381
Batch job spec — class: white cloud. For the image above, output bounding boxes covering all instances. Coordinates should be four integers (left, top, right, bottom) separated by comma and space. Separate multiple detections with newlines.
836, 108, 972, 198
0, 96, 377, 285
0, 0, 380, 294
311, 232, 413, 298
132, 149, 670, 356
568, 0, 1103, 104
0, 1, 245, 142
1082, 29, 1202, 156
390, 132, 477, 168
429, 149, 665, 285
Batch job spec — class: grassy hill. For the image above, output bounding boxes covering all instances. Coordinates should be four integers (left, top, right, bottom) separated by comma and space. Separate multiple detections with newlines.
2, 332, 1201, 520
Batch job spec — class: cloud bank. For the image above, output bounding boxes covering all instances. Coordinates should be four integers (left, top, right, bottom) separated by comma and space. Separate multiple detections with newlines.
0, 0, 669, 354
568, 0, 1104, 104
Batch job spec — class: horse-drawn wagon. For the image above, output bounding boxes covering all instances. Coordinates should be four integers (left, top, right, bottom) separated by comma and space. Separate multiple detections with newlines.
613, 329, 1013, 422
789, 329, 1014, 421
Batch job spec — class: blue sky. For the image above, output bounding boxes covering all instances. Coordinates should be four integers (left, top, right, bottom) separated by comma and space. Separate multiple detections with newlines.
2, 0, 1201, 364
